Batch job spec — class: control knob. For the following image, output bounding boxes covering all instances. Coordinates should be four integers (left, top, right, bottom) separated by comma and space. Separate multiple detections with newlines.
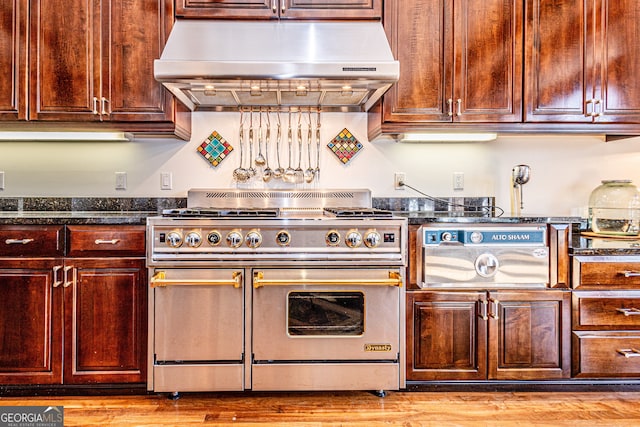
245, 230, 263, 248
226, 230, 243, 248
276, 230, 291, 246
165, 231, 183, 248
364, 230, 381, 248
345, 230, 362, 248
326, 230, 340, 246
184, 231, 202, 248
207, 231, 222, 246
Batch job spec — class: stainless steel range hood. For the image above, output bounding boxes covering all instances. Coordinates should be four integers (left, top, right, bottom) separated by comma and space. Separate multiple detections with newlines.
154, 20, 399, 112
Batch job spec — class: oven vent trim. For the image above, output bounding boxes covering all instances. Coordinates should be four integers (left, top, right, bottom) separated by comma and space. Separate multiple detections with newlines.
187, 189, 373, 209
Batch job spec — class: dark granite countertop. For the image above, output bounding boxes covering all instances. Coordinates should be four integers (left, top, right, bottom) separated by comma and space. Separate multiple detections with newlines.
0, 197, 185, 225
570, 233, 640, 256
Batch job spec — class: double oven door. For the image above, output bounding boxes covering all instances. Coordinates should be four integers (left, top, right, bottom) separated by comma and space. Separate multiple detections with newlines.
251, 267, 404, 391
148, 266, 405, 392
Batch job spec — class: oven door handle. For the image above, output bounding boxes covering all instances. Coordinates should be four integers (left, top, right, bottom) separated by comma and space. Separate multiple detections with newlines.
253, 271, 402, 288
150, 271, 242, 288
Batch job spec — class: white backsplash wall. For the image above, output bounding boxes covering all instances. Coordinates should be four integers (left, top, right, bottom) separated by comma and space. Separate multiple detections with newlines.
1, 111, 639, 217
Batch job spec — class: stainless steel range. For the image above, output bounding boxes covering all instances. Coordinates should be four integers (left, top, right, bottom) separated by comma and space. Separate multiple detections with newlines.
146, 189, 407, 398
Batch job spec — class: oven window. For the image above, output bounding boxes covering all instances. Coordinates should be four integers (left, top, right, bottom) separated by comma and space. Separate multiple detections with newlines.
287, 291, 365, 336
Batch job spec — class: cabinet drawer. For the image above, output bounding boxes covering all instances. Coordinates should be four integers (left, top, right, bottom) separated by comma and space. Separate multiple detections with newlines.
66, 225, 145, 256
574, 258, 640, 289
0, 226, 64, 257
573, 331, 640, 377
573, 291, 640, 330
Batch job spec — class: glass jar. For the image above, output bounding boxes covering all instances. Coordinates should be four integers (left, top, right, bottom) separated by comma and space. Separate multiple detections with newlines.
588, 180, 640, 235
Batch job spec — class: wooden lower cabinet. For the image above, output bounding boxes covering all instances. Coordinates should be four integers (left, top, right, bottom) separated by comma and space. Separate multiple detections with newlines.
0, 225, 147, 387
63, 258, 147, 384
407, 290, 571, 381
0, 258, 63, 385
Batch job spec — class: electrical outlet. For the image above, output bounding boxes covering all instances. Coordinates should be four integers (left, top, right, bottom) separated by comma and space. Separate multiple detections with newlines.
453, 172, 464, 191
0, 171, 4, 190
394, 172, 406, 190
115, 172, 127, 190
160, 172, 172, 190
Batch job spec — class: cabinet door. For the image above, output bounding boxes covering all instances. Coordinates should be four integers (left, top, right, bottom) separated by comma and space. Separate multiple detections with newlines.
381, 0, 452, 123
282, 0, 381, 19
29, 0, 102, 121
63, 258, 147, 384
103, 0, 175, 122
407, 291, 487, 381
0, 259, 63, 385
0, 0, 27, 121
524, 0, 592, 122
488, 290, 571, 380
593, 0, 640, 123
175, 0, 380, 19
453, 0, 523, 122
175, 0, 275, 18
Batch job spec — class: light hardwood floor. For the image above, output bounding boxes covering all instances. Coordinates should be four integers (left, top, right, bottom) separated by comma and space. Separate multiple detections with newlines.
2, 390, 640, 426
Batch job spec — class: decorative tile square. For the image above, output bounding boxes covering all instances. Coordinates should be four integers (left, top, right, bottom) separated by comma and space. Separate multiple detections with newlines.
197, 130, 233, 167
327, 128, 363, 165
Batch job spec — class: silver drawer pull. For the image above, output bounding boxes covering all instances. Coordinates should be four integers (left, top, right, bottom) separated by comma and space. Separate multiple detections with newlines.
617, 348, 640, 358
621, 270, 640, 277
5, 238, 34, 245
94, 239, 120, 245
617, 308, 640, 316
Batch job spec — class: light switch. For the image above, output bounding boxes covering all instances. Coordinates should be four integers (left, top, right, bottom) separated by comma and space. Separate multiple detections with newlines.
115, 172, 127, 190
161, 172, 172, 190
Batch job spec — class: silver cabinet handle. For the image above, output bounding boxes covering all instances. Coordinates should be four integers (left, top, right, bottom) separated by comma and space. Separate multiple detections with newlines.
488, 298, 500, 319
52, 265, 63, 288
586, 98, 594, 117
63, 266, 75, 288
617, 348, 640, 358
5, 238, 34, 245
101, 97, 109, 116
93, 96, 99, 114
594, 99, 603, 117
478, 299, 488, 320
272, 0, 277, 13
456, 98, 462, 116
447, 98, 453, 116
621, 271, 640, 278
617, 308, 640, 316
95, 239, 120, 245
281, 0, 286, 14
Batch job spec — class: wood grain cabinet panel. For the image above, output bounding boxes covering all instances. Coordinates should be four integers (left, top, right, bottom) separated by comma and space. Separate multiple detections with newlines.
571, 256, 640, 378
63, 257, 146, 384
175, 0, 381, 19
0, 258, 63, 385
368, 0, 522, 139
0, 0, 27, 121
0, 225, 147, 386
407, 289, 570, 381
525, 0, 640, 124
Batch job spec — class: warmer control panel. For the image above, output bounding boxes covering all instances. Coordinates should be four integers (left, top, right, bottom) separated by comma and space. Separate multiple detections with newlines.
422, 225, 547, 246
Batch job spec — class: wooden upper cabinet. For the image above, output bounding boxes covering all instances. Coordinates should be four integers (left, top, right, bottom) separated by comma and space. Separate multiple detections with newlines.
0, 0, 27, 121
28, 0, 179, 124
175, 0, 381, 19
525, 0, 640, 124
375, 0, 522, 127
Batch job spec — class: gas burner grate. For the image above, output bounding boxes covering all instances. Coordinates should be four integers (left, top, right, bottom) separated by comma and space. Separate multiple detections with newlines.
162, 208, 280, 218
323, 208, 393, 218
